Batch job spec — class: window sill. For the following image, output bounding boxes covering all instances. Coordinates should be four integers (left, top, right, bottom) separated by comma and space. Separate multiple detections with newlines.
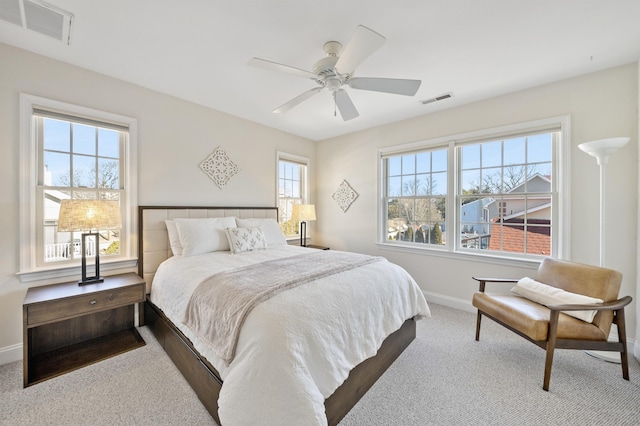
17, 258, 138, 283
375, 242, 543, 270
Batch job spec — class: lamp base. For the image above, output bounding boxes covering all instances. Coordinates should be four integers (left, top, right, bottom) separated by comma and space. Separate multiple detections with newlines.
585, 350, 621, 364
78, 276, 104, 286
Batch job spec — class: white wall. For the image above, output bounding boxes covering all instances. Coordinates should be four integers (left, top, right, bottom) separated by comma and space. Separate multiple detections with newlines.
316, 63, 639, 350
0, 43, 315, 364
1, 41, 637, 366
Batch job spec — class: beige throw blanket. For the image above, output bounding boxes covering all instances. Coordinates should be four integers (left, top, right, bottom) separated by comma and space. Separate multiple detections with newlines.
183, 250, 383, 364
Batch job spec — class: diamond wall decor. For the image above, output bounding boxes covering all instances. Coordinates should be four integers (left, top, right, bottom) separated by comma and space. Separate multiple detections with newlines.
199, 146, 239, 189
332, 179, 359, 213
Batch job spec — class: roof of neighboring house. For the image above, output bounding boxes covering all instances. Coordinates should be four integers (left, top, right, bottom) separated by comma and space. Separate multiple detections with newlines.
489, 218, 551, 256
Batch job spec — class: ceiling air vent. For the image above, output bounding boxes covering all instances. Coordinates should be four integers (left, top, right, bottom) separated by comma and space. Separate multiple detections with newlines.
420, 92, 453, 105
0, 0, 73, 44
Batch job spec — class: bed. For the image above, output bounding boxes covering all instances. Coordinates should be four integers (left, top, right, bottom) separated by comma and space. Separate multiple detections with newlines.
138, 206, 430, 425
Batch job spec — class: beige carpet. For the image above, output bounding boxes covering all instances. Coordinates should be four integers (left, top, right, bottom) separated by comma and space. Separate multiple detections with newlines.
1, 304, 639, 425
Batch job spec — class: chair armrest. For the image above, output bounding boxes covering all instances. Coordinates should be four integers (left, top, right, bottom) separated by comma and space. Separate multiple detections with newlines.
472, 277, 518, 292
548, 295, 633, 312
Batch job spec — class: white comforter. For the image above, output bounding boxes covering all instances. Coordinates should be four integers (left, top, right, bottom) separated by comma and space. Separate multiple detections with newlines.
150, 245, 430, 425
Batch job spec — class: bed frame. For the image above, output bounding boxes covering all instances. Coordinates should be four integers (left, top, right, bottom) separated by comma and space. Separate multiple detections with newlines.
137, 205, 416, 425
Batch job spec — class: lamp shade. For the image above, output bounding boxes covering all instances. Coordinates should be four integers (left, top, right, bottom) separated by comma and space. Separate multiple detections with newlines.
58, 199, 122, 232
292, 204, 316, 222
578, 137, 630, 166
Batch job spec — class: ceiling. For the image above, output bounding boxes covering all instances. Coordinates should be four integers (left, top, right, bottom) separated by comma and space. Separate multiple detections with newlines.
1, 1, 639, 141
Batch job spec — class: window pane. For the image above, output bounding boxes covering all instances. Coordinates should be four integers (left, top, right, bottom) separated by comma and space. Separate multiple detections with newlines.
432, 172, 447, 195
388, 176, 401, 196
481, 141, 501, 168
73, 123, 96, 156
43, 118, 70, 152
461, 144, 480, 170
504, 137, 525, 166
416, 152, 430, 173
98, 128, 119, 158
416, 174, 429, 195
432, 150, 447, 172
402, 154, 415, 174
482, 166, 503, 193
461, 169, 480, 193
528, 133, 552, 163
98, 159, 119, 189
44, 151, 70, 186
388, 156, 401, 176
402, 175, 416, 196
73, 154, 95, 188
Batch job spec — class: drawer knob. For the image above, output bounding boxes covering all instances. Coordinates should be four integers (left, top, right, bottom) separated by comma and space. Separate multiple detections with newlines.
90, 300, 97, 305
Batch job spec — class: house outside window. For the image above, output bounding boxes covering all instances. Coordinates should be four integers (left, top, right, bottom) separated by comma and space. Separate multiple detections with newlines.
379, 116, 568, 262
277, 152, 309, 237
18, 94, 138, 281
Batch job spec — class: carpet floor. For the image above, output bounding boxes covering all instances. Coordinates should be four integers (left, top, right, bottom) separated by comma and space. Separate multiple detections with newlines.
1, 303, 639, 425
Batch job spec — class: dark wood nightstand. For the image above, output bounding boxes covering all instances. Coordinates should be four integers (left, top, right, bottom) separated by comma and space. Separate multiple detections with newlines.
305, 244, 330, 250
23, 272, 146, 387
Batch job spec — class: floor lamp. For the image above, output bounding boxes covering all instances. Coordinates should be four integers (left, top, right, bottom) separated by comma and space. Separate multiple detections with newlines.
578, 137, 630, 362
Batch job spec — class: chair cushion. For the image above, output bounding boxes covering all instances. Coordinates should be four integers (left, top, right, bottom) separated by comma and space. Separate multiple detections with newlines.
472, 292, 608, 342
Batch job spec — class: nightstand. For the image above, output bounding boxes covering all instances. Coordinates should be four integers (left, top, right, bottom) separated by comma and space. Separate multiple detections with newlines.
23, 272, 146, 387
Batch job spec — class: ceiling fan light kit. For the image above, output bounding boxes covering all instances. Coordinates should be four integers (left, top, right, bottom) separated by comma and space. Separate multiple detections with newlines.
249, 25, 422, 121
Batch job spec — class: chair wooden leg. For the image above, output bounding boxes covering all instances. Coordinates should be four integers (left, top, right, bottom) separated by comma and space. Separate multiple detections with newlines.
615, 308, 630, 381
475, 311, 482, 341
543, 311, 560, 391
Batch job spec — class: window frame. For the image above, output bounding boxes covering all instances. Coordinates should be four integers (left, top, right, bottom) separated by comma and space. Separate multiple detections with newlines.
377, 116, 571, 266
18, 94, 138, 282
276, 151, 309, 239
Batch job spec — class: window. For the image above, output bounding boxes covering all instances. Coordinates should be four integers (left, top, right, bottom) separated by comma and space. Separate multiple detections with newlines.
19, 94, 138, 281
384, 149, 448, 245
277, 152, 309, 237
379, 116, 569, 261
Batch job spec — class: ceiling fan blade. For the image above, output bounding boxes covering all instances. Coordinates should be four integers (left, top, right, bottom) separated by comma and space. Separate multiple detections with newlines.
273, 87, 323, 114
334, 89, 359, 121
335, 25, 386, 75
248, 57, 318, 79
349, 77, 422, 96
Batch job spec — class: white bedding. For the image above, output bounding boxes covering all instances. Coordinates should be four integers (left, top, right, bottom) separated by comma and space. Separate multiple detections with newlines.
150, 245, 430, 425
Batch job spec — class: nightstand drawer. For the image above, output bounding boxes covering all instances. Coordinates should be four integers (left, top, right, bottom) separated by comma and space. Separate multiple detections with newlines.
27, 284, 144, 326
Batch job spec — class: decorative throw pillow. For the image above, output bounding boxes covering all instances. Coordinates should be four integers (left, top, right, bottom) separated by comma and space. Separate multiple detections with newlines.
174, 217, 237, 256
165, 220, 183, 256
226, 226, 268, 254
235, 218, 287, 245
511, 277, 603, 323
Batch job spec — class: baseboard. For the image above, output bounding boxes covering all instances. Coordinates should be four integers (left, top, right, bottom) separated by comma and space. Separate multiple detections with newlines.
423, 291, 475, 313
0, 343, 22, 366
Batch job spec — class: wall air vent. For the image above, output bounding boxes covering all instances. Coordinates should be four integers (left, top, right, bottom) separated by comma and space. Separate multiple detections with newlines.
0, 0, 73, 44
420, 92, 453, 105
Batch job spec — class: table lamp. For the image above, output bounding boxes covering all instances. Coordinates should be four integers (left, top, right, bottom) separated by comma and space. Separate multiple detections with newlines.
292, 204, 316, 247
57, 199, 122, 285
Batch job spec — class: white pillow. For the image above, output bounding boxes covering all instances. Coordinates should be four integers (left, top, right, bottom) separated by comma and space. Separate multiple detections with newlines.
174, 217, 237, 256
511, 277, 603, 323
226, 226, 268, 254
235, 218, 287, 245
164, 220, 183, 256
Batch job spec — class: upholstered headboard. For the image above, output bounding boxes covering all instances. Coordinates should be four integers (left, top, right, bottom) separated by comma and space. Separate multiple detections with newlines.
138, 206, 278, 293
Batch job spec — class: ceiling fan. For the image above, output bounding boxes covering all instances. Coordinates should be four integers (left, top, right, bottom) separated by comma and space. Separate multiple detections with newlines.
248, 25, 422, 121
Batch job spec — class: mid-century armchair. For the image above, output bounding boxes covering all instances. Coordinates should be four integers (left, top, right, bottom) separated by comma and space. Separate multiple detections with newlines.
472, 258, 632, 391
